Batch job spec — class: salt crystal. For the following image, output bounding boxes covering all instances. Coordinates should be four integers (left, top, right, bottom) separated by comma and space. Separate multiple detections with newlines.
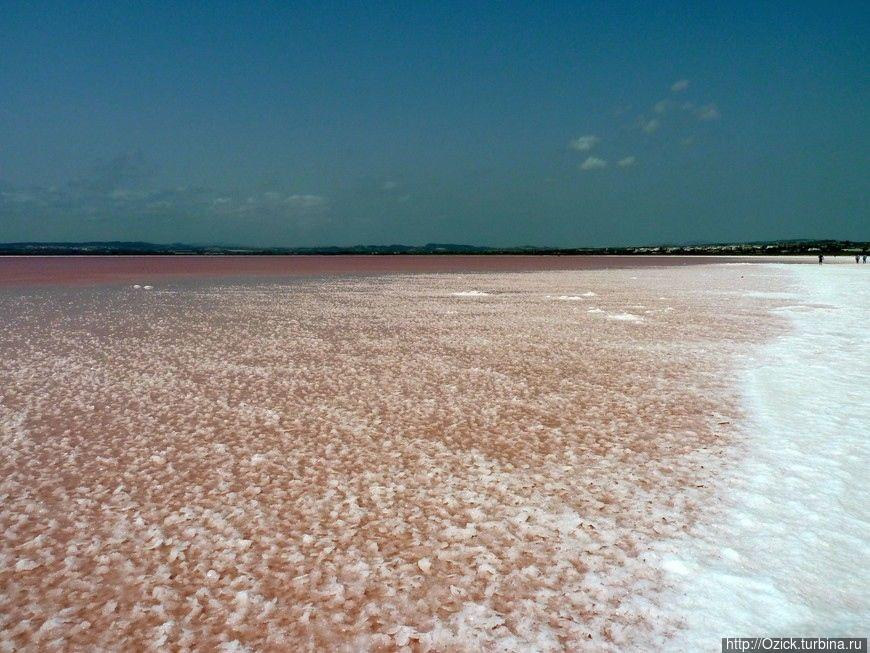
15, 558, 39, 571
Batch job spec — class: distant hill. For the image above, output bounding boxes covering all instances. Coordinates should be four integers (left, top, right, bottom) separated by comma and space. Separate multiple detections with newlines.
0, 239, 867, 256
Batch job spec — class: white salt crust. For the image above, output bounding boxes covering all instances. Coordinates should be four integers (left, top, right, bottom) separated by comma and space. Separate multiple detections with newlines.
654, 264, 870, 649
0, 265, 796, 650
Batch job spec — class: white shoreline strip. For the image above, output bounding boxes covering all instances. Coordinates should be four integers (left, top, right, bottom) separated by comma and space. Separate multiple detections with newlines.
661, 264, 870, 649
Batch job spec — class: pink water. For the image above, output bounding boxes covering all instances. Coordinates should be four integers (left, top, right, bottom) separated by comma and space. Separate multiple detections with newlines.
0, 255, 749, 287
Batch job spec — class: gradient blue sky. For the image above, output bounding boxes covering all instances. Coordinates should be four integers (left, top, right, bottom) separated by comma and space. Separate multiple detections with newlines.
1, 1, 867, 246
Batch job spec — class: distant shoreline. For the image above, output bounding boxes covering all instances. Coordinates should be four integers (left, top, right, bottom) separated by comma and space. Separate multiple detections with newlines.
0, 239, 867, 257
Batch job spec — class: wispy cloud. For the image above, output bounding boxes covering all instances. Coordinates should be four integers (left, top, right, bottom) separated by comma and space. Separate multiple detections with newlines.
680, 101, 720, 121
68, 150, 155, 195
382, 180, 398, 191
580, 156, 607, 171
696, 103, 720, 121
285, 194, 327, 209
0, 154, 329, 231
569, 135, 600, 151
641, 118, 660, 134
653, 99, 670, 114
208, 191, 329, 221
567, 78, 716, 171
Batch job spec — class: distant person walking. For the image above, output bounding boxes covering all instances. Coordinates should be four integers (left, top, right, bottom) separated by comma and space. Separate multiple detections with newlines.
818, 253, 824, 264
857, 255, 861, 264
863, 254, 867, 263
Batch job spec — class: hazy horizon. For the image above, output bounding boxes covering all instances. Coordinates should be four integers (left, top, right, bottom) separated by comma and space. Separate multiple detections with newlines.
2, 2, 867, 247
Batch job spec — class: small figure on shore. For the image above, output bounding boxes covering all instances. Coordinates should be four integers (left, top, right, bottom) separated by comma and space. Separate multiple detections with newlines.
818, 253, 824, 264
863, 254, 867, 263
857, 255, 861, 264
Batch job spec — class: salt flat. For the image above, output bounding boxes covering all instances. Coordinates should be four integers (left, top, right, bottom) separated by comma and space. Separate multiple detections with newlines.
0, 260, 866, 651
657, 263, 870, 650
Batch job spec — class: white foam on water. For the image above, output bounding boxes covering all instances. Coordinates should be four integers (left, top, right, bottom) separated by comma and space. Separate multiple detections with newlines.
660, 265, 870, 649
452, 290, 490, 297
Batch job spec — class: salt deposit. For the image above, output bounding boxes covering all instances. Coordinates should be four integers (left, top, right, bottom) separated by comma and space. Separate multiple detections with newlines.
0, 261, 861, 650
655, 264, 870, 649
605, 313, 644, 323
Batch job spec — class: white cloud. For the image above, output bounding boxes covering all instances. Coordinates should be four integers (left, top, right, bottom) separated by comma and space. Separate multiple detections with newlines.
671, 79, 690, 92
109, 189, 148, 201
580, 156, 607, 171
642, 118, 660, 134
696, 103, 720, 121
653, 99, 670, 114
569, 135, 600, 151
680, 101, 719, 121
285, 194, 327, 208
617, 156, 637, 167
0, 157, 331, 234
222, 192, 329, 218
382, 181, 398, 191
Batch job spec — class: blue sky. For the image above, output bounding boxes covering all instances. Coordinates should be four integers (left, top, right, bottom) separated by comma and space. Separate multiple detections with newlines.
1, 1, 867, 246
